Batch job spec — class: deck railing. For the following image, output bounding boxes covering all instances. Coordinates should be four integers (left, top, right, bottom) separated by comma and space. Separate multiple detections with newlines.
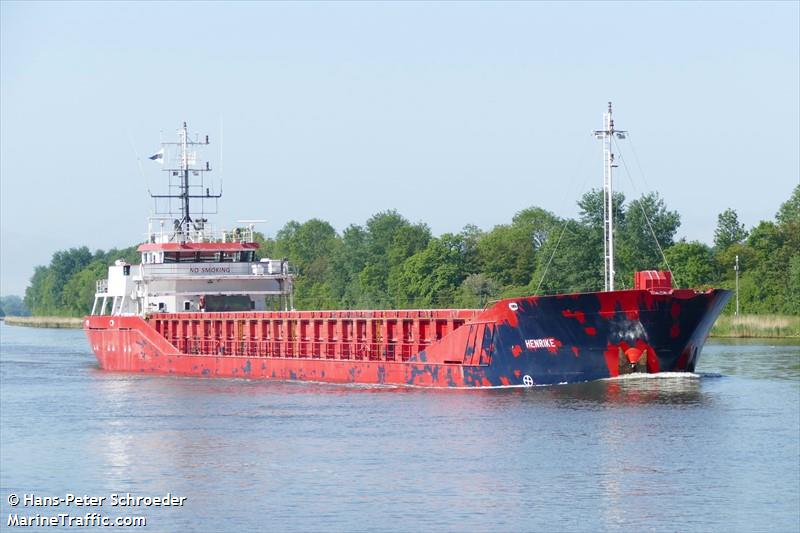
96, 279, 108, 293
171, 337, 434, 363
145, 221, 256, 245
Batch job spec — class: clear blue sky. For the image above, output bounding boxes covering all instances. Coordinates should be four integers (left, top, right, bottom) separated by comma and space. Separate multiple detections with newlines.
2, 1, 798, 296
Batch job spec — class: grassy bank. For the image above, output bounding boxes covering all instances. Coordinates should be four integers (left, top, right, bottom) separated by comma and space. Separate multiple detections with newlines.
3, 316, 83, 329
710, 314, 800, 338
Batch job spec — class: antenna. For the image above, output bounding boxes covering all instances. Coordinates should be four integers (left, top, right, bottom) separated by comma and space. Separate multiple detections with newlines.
149, 122, 222, 243
219, 114, 224, 193
593, 102, 627, 292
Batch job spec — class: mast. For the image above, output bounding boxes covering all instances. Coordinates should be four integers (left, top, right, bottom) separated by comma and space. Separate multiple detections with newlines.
593, 102, 627, 291
180, 123, 190, 227
150, 122, 221, 243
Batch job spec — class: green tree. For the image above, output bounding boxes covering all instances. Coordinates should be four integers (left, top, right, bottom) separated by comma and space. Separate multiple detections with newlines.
776, 184, 800, 226
737, 220, 788, 313
327, 224, 368, 308
390, 233, 467, 307
476, 225, 519, 286
248, 230, 273, 258
458, 224, 484, 274
358, 211, 430, 307
24, 266, 51, 314
787, 254, 800, 316
453, 273, 500, 308
476, 207, 559, 288
714, 208, 748, 250
663, 241, 718, 288
616, 192, 680, 287
533, 189, 680, 293
577, 188, 626, 229
273, 219, 340, 309
24, 245, 137, 316
772, 185, 800, 314
714, 242, 756, 287
46, 247, 93, 312
61, 261, 108, 316
531, 220, 603, 295
18, 184, 798, 316
572, 188, 625, 287
0, 295, 30, 316
274, 219, 337, 268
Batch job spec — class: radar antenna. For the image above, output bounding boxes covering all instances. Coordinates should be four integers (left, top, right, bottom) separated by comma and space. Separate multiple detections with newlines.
149, 122, 222, 243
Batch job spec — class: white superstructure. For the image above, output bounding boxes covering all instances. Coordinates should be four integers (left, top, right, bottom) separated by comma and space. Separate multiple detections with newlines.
91, 123, 295, 316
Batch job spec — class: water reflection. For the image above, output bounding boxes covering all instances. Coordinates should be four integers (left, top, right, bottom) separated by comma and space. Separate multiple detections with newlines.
89, 366, 711, 407
548, 374, 707, 406
440, 373, 709, 408
3, 323, 798, 533
702, 339, 800, 381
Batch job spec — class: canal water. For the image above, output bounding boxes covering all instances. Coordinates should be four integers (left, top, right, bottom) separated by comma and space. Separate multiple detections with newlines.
1, 323, 798, 532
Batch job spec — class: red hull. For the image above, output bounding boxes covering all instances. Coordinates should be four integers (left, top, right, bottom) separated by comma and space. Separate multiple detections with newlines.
84, 310, 492, 387
84, 288, 731, 388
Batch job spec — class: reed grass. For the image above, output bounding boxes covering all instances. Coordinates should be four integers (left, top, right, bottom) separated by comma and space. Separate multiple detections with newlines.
2, 316, 83, 329
711, 314, 800, 338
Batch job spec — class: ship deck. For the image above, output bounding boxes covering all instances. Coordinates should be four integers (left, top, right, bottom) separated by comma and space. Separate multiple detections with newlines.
149, 309, 484, 362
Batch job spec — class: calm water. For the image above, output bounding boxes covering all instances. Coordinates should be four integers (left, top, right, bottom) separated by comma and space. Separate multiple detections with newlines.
1, 323, 798, 533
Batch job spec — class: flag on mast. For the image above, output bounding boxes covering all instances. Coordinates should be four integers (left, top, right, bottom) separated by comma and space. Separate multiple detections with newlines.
148, 148, 164, 163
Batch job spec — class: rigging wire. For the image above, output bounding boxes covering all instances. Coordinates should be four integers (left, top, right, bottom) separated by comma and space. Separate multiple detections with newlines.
126, 131, 149, 192
534, 218, 570, 296
612, 136, 676, 287
218, 114, 224, 198
625, 133, 655, 193
532, 138, 595, 295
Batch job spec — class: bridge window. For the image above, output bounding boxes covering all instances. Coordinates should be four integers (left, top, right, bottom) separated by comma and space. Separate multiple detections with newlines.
196, 252, 218, 263
161, 250, 254, 263
204, 295, 254, 312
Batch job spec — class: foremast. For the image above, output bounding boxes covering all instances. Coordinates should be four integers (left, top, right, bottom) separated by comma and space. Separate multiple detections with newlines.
593, 102, 627, 291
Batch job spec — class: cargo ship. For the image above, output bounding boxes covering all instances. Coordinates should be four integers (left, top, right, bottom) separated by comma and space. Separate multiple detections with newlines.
84, 106, 730, 387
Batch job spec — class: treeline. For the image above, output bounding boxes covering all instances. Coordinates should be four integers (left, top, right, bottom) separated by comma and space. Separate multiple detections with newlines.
0, 295, 30, 317
22, 185, 799, 316
24, 246, 139, 316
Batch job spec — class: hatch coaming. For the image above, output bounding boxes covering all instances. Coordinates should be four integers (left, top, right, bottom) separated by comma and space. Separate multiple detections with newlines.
145, 308, 484, 364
